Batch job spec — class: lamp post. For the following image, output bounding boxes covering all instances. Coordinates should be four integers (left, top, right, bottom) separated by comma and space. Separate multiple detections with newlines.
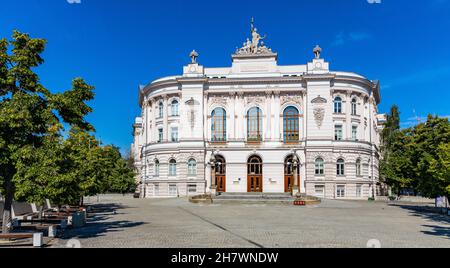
209, 153, 217, 196
292, 158, 299, 197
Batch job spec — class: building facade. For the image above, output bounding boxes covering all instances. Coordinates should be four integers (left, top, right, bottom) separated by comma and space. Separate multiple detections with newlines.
132, 24, 386, 200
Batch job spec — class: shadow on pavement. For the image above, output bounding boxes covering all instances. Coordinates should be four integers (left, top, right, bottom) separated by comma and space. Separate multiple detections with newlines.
63, 203, 145, 240
389, 204, 449, 239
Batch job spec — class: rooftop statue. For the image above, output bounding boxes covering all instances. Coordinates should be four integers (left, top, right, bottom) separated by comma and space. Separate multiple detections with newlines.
190, 50, 199, 64
235, 18, 273, 55
313, 45, 322, 59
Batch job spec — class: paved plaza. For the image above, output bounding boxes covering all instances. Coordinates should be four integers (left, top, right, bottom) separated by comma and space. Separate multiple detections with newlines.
56, 195, 450, 248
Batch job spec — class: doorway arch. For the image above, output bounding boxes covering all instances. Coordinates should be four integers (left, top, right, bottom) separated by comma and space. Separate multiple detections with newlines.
247, 155, 263, 192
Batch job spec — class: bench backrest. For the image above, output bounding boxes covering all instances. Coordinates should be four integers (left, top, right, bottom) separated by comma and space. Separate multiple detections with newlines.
0, 201, 4, 221
12, 202, 34, 217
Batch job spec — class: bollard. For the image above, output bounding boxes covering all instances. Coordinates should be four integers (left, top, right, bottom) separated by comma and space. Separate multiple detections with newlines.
33, 233, 43, 248
48, 225, 57, 238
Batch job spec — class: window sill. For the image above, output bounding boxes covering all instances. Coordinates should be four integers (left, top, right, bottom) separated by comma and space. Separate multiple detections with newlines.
210, 141, 228, 145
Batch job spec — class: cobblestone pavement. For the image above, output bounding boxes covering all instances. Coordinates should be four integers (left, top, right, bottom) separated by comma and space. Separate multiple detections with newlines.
55, 195, 450, 248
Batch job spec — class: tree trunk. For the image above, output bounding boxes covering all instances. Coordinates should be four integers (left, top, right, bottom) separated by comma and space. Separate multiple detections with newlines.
1, 179, 14, 234
38, 205, 44, 221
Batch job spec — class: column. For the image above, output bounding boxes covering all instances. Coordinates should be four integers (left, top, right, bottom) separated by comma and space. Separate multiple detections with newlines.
265, 91, 272, 140
237, 92, 245, 140
204, 93, 208, 141
163, 95, 169, 142
229, 92, 236, 140
274, 91, 281, 141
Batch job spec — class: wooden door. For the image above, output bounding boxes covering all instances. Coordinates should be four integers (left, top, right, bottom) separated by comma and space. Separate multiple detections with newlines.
216, 175, 226, 193
248, 175, 263, 192
285, 175, 294, 193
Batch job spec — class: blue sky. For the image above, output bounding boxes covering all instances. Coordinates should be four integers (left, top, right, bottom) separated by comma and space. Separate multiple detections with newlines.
1, 0, 450, 152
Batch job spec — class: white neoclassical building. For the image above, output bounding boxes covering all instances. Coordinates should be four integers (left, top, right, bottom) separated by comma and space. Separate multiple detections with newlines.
132, 23, 386, 200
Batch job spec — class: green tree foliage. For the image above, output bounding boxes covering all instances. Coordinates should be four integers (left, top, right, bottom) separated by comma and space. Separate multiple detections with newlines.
381, 111, 450, 200
1, 31, 136, 232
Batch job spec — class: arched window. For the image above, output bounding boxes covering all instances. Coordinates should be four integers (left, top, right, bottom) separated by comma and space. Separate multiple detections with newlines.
211, 108, 227, 142
215, 155, 226, 175
315, 158, 324, 175
351, 98, 357, 116
337, 159, 345, 176
334, 97, 342, 114
171, 100, 179, 116
247, 107, 263, 142
356, 159, 362, 176
283, 106, 300, 143
154, 160, 160, 177
248, 155, 263, 175
187, 159, 197, 176
158, 102, 164, 118
169, 159, 177, 176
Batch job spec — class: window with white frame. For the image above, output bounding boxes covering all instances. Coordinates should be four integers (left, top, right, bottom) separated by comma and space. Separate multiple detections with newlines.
315, 158, 325, 175
158, 102, 164, 118
154, 160, 160, 177
158, 128, 163, 143
169, 184, 177, 196
169, 159, 177, 176
334, 97, 342, 114
356, 184, 362, 197
171, 100, 179, 116
335, 125, 343, 141
356, 159, 362, 177
188, 184, 197, 194
315, 185, 325, 197
352, 126, 358, 141
171, 127, 178, 142
154, 183, 160, 196
337, 159, 345, 176
187, 159, 197, 176
337, 185, 345, 198
351, 98, 357, 115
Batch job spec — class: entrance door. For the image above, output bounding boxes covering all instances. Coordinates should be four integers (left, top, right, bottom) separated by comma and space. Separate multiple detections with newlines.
247, 155, 263, 193
215, 156, 226, 193
248, 175, 263, 192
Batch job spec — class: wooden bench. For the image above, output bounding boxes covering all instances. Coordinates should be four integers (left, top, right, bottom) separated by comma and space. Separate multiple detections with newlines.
0, 233, 33, 240
0, 232, 44, 247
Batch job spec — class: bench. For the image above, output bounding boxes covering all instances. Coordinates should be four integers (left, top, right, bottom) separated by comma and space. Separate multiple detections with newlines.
0, 233, 34, 239
0, 232, 44, 247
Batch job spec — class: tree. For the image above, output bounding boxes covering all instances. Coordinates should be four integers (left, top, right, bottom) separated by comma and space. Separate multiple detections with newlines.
412, 116, 450, 199
0, 31, 93, 233
102, 146, 136, 194
380, 105, 403, 194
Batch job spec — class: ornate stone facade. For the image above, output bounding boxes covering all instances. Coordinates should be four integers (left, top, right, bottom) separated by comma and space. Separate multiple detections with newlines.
132, 23, 386, 200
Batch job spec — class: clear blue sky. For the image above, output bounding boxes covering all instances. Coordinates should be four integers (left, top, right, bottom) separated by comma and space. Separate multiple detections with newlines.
2, 0, 450, 152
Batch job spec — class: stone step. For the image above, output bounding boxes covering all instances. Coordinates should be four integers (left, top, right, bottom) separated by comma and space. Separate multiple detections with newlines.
214, 193, 294, 200
212, 199, 296, 205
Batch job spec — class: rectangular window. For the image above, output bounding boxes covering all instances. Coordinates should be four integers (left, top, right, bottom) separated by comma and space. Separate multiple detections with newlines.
171, 127, 178, 142
188, 184, 197, 194
356, 185, 362, 198
154, 163, 160, 177
352, 126, 358, 141
337, 185, 345, 198
169, 184, 177, 196
335, 125, 343, 141
337, 163, 345, 176
315, 185, 325, 197
158, 129, 163, 143
154, 183, 160, 196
